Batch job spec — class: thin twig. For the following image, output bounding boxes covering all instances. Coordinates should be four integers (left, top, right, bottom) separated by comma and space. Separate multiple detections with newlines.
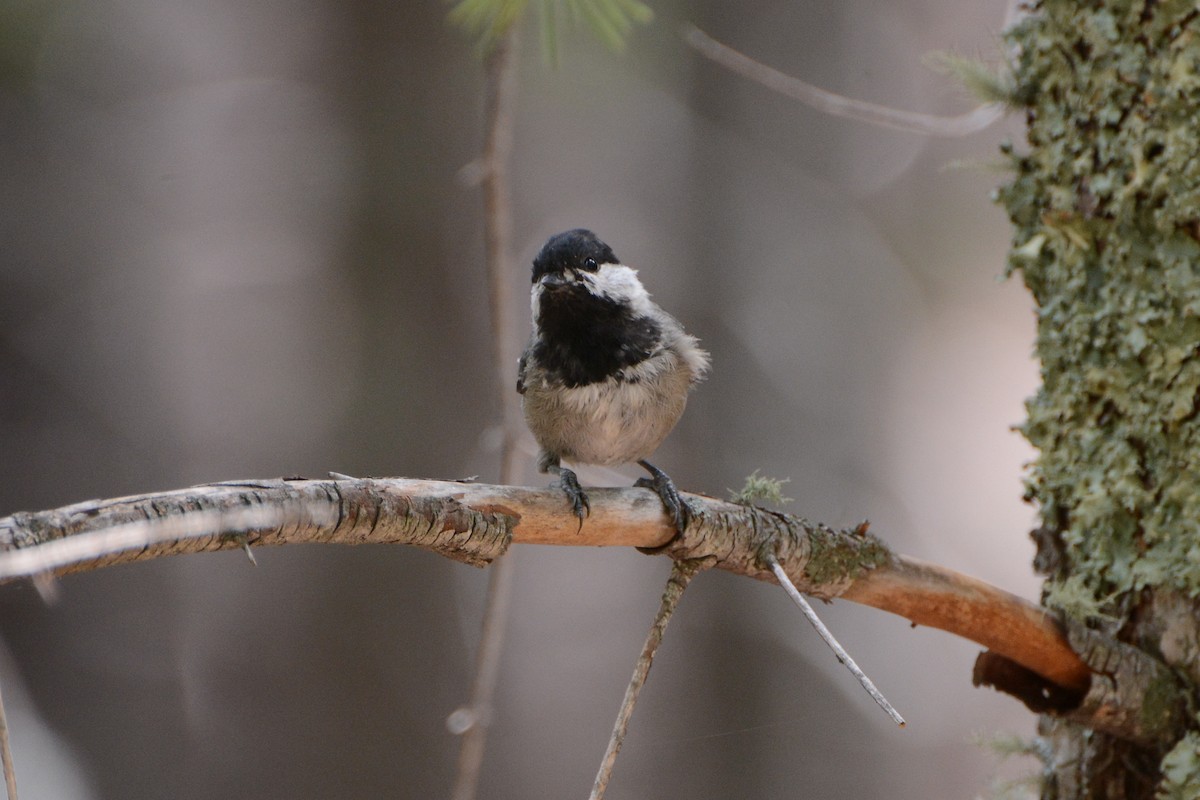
0, 673, 17, 800
445, 549, 515, 758
766, 554, 905, 727
590, 559, 706, 800
683, 24, 1003, 137
450, 22, 522, 800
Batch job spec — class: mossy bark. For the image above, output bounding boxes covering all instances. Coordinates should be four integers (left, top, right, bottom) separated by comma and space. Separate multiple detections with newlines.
1001, 1, 1200, 796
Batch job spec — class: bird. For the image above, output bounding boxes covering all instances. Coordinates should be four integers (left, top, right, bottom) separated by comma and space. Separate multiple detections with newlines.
517, 228, 710, 536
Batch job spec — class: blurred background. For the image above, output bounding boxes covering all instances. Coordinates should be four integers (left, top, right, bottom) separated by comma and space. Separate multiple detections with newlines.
0, 0, 1044, 797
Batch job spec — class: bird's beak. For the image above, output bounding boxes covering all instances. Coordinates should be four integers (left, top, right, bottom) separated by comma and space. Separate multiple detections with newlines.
538, 272, 571, 291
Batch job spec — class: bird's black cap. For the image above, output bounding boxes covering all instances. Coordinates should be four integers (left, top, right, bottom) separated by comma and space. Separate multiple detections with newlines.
531, 229, 618, 283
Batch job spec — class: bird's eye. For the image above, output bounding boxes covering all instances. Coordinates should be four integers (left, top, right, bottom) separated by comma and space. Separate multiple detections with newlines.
582, 257, 598, 271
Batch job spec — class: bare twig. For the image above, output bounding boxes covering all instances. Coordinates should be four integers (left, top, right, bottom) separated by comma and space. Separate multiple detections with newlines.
481, 30, 523, 481
590, 559, 706, 800
765, 554, 904, 727
446, 551, 514, 788
683, 24, 1003, 137
451, 24, 522, 800
0, 674, 17, 800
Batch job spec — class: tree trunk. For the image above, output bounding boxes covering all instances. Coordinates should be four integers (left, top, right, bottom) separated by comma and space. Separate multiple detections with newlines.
1001, 1, 1200, 796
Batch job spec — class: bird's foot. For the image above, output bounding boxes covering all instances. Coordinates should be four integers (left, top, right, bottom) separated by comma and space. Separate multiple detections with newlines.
549, 465, 590, 531
635, 460, 690, 538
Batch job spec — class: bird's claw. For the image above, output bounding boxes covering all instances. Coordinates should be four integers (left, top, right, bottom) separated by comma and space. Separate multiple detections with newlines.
635, 461, 690, 537
556, 468, 590, 531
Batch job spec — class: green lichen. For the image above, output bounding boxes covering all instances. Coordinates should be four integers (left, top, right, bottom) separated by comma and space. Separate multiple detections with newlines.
1001, 1, 1200, 790
1142, 668, 1187, 742
1158, 730, 1200, 799
728, 470, 793, 506
1000, 0, 1200, 609
1042, 573, 1122, 622
802, 522, 890, 587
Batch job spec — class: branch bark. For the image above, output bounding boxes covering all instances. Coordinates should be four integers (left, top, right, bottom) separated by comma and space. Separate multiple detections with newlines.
0, 478, 1074, 672
3, 475, 1178, 744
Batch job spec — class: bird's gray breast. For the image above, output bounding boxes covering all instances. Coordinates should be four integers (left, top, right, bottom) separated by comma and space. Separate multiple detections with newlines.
521, 351, 691, 466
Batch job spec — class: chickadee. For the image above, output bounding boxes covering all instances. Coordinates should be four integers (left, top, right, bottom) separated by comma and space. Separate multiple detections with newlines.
517, 229, 710, 534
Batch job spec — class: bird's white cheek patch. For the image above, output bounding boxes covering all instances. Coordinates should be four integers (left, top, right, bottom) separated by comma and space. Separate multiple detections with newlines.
590, 265, 653, 315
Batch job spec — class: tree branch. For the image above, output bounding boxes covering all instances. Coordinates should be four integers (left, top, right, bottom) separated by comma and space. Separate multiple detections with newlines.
0, 477, 1075, 673
4, 475, 1178, 743
683, 24, 1003, 137
451, 23, 522, 800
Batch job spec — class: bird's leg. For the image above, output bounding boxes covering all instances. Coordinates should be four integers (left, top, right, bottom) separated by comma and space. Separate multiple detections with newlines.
635, 460, 689, 537
544, 461, 590, 529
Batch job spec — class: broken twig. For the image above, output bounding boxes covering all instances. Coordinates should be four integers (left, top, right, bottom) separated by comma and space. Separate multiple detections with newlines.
766, 554, 905, 727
